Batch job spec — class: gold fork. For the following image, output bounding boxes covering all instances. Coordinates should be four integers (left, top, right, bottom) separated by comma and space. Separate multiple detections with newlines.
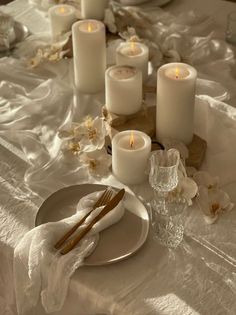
54, 188, 113, 249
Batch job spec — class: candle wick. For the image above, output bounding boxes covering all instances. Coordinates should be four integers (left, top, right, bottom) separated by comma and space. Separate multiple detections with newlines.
130, 131, 135, 149
175, 68, 179, 79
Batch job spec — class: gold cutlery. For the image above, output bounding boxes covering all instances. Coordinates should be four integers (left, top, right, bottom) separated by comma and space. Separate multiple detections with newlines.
54, 188, 113, 249
60, 188, 125, 255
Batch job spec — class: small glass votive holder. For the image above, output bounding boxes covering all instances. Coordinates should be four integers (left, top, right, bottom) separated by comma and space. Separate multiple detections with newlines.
226, 11, 236, 45
149, 149, 186, 248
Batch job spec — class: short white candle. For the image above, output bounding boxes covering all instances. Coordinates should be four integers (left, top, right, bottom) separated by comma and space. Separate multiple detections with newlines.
81, 0, 108, 21
116, 41, 149, 82
72, 20, 106, 94
106, 65, 142, 115
49, 4, 77, 39
112, 130, 151, 185
156, 62, 197, 145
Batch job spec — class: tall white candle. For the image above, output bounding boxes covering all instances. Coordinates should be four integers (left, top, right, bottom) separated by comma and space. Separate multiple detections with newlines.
112, 130, 151, 185
106, 65, 142, 115
72, 20, 106, 94
49, 5, 77, 39
156, 62, 197, 145
81, 0, 108, 20
116, 41, 149, 82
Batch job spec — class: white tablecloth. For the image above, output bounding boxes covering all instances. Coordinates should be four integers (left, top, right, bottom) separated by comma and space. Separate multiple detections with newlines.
0, 1, 236, 315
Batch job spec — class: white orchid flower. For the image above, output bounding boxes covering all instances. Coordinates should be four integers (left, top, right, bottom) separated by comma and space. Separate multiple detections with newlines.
197, 186, 234, 224
80, 149, 111, 178
75, 116, 108, 152
168, 169, 198, 206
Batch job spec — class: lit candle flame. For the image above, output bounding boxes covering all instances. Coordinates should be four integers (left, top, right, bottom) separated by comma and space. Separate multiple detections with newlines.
59, 7, 66, 14
130, 131, 135, 148
175, 67, 179, 79
88, 23, 93, 32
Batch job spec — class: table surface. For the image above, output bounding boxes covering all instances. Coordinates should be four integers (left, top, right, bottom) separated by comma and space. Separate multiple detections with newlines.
0, 1, 236, 315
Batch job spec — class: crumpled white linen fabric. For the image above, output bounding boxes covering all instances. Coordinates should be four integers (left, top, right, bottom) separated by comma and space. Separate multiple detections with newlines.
0, 1, 235, 314
14, 189, 124, 315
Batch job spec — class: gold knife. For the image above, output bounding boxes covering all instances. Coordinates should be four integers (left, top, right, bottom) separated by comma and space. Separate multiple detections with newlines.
60, 188, 125, 255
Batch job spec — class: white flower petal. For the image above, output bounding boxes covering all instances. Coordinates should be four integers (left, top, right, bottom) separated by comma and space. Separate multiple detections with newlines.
225, 202, 234, 212
186, 166, 197, 177
197, 185, 233, 223
193, 171, 219, 189
197, 185, 212, 216
204, 214, 219, 225
179, 177, 198, 201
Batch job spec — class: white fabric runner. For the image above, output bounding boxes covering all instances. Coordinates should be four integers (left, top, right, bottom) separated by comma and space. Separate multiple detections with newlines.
0, 0, 235, 315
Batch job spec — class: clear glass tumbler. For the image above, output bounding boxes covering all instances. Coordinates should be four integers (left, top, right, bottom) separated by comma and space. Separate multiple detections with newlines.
226, 11, 236, 45
149, 149, 185, 248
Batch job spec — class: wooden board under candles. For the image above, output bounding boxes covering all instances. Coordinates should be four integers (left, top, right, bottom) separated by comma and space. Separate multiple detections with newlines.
103, 105, 207, 169
102, 105, 156, 138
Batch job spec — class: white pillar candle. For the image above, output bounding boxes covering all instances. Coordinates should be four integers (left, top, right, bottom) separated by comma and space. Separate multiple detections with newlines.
116, 41, 149, 82
72, 20, 106, 94
49, 5, 77, 39
106, 65, 142, 115
156, 62, 197, 145
112, 130, 151, 185
81, 0, 108, 21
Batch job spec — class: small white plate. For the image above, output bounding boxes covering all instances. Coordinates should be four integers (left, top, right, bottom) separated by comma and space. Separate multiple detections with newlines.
35, 184, 149, 266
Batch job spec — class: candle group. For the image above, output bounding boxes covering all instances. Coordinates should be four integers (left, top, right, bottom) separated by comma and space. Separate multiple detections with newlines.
156, 62, 197, 144
116, 41, 149, 82
112, 130, 151, 185
69, 1, 197, 184
106, 65, 142, 115
72, 20, 106, 94
49, 4, 77, 39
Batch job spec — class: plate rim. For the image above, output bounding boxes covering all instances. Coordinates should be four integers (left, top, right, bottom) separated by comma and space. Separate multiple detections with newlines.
35, 183, 150, 266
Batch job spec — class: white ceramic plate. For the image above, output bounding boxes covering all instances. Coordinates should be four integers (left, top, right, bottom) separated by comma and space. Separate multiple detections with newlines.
35, 184, 149, 266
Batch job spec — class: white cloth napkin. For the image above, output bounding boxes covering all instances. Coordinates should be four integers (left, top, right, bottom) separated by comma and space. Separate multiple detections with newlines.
14, 190, 125, 315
